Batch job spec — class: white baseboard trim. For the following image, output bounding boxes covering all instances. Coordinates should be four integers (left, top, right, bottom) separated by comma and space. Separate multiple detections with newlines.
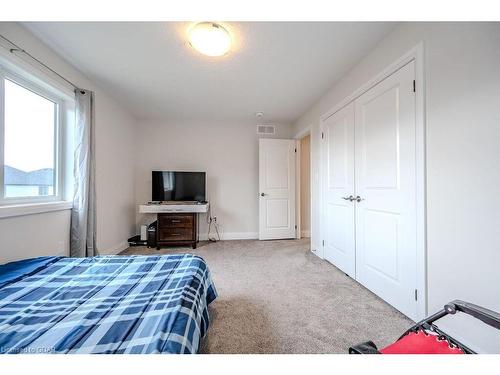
199, 232, 259, 241
107, 232, 261, 254
311, 241, 323, 259
100, 240, 129, 255
301, 230, 310, 238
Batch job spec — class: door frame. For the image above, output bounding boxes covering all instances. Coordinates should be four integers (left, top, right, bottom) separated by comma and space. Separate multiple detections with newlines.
294, 126, 311, 241
319, 43, 427, 320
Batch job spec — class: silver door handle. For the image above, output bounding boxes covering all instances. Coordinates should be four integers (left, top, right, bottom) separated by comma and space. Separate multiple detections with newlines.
342, 195, 355, 201
355, 196, 365, 202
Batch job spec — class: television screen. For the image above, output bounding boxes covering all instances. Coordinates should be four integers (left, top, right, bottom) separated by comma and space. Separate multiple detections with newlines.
152, 171, 206, 202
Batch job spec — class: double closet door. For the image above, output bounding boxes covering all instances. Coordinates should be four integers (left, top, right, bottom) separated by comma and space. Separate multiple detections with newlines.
322, 61, 418, 319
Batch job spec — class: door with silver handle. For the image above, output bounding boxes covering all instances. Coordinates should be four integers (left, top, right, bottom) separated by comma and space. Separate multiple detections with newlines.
341, 195, 365, 202
342, 195, 355, 202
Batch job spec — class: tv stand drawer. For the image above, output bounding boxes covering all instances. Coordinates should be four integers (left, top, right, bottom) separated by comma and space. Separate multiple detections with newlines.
158, 228, 193, 241
156, 213, 198, 249
158, 214, 194, 228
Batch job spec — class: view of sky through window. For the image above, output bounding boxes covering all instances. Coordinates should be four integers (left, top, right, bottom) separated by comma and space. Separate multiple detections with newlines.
3, 79, 56, 197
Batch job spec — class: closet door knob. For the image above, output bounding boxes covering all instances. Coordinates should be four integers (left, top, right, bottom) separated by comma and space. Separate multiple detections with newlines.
355, 196, 365, 202
342, 195, 354, 201
260, 193, 267, 197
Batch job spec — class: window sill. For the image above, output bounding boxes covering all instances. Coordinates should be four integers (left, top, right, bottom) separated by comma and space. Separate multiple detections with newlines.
0, 201, 73, 219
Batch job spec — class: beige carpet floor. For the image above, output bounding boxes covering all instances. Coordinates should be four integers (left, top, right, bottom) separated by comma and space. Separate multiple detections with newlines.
120, 238, 413, 354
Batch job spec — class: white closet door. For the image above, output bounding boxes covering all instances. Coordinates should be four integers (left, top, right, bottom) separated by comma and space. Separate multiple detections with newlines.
354, 61, 417, 319
259, 139, 296, 240
322, 103, 356, 277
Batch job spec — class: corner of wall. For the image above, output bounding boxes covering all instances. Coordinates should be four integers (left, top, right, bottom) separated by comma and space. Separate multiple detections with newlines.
99, 240, 129, 256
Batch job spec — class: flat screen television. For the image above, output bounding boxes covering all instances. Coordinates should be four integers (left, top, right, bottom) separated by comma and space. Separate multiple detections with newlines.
152, 171, 206, 202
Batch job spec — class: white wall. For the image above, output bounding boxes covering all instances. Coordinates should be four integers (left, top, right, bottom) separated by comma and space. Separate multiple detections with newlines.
300, 134, 310, 237
94, 94, 137, 254
0, 22, 137, 262
135, 120, 292, 239
0, 210, 71, 262
293, 22, 500, 352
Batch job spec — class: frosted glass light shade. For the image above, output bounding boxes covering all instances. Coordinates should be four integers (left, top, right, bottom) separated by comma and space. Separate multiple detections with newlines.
189, 22, 231, 57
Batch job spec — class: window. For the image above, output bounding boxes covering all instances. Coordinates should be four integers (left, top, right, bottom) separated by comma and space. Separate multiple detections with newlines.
0, 68, 64, 205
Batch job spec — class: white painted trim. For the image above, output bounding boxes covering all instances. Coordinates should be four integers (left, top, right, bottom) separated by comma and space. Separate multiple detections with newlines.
199, 232, 259, 241
295, 139, 301, 239
318, 43, 427, 319
311, 239, 322, 258
0, 40, 75, 100
0, 60, 70, 207
293, 125, 311, 140
139, 203, 209, 214
100, 241, 129, 256
321, 43, 424, 122
123, 233, 266, 253
294, 126, 312, 241
413, 43, 427, 320
0, 200, 72, 219
317, 119, 325, 259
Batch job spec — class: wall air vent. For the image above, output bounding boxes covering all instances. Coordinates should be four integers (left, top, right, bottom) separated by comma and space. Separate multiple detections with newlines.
257, 125, 276, 135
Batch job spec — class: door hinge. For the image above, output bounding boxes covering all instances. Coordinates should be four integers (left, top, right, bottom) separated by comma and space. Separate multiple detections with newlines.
294, 225, 297, 229
321, 132, 324, 139
413, 80, 416, 93
414, 289, 418, 301
294, 148, 297, 153
322, 240, 325, 246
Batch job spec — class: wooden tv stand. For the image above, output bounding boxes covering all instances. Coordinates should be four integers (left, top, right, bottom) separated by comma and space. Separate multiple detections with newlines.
157, 213, 198, 249
138, 202, 209, 250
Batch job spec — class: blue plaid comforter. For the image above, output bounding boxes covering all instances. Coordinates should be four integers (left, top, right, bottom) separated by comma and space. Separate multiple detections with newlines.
0, 254, 217, 354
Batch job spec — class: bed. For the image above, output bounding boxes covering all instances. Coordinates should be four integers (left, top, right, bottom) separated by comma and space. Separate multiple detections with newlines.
0, 254, 217, 354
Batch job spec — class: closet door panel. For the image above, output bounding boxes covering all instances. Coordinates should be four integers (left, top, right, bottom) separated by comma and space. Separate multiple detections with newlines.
354, 61, 418, 319
322, 102, 356, 277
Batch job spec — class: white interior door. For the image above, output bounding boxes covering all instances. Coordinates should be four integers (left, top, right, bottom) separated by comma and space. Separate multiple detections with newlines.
259, 139, 296, 240
354, 61, 418, 319
322, 103, 356, 277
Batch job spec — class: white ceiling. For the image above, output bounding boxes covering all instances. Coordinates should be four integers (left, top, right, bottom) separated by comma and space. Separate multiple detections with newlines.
24, 22, 396, 123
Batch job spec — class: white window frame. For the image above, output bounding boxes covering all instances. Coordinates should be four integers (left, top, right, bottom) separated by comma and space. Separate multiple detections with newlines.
0, 65, 66, 206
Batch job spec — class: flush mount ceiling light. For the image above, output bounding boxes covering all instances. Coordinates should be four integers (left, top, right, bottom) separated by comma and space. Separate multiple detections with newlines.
188, 22, 232, 57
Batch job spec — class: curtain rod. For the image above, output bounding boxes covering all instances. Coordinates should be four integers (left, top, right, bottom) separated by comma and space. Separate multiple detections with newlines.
0, 33, 81, 92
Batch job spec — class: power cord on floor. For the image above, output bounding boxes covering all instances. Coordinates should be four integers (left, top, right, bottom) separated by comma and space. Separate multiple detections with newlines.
206, 205, 221, 242
207, 217, 221, 242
